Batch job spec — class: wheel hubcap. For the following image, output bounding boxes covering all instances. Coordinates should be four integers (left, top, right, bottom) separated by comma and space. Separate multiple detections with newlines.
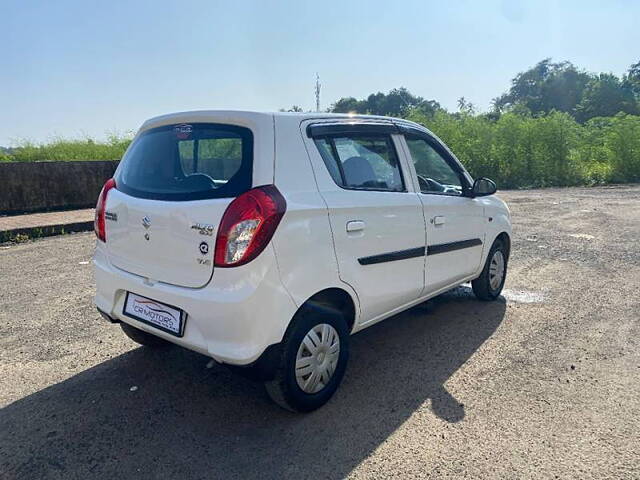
489, 250, 505, 290
295, 323, 340, 394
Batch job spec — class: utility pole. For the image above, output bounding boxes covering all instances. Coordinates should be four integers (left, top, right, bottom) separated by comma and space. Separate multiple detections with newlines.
315, 73, 321, 112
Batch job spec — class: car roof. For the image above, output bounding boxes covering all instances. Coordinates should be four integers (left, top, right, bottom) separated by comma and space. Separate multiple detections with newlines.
140, 110, 427, 133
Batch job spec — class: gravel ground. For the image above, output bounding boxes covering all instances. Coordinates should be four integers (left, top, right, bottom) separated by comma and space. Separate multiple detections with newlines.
1, 185, 639, 479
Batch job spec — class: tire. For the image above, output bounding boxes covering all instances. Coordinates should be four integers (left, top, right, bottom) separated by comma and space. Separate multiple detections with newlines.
265, 305, 350, 413
472, 238, 508, 301
120, 323, 171, 348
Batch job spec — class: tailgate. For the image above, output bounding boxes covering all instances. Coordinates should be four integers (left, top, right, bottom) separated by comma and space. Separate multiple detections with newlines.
105, 190, 230, 288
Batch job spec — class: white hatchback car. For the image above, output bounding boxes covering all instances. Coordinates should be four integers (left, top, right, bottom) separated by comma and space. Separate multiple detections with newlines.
94, 111, 511, 412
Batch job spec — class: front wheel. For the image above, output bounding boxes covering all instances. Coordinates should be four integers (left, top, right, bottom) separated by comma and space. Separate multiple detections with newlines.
472, 239, 508, 301
265, 306, 349, 412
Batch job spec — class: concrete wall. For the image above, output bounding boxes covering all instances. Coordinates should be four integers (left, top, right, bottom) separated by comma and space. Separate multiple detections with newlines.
0, 161, 119, 215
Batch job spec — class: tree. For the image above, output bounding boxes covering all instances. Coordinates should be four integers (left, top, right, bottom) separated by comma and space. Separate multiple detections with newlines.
624, 60, 640, 98
365, 88, 420, 116
457, 97, 476, 114
575, 73, 638, 122
330, 97, 366, 113
494, 59, 591, 117
329, 88, 440, 117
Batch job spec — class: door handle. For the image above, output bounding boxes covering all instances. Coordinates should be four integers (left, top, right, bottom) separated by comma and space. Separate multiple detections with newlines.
432, 216, 446, 226
346, 220, 365, 232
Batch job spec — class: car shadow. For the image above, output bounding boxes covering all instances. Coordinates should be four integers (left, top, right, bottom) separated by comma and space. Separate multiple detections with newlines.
1, 286, 506, 479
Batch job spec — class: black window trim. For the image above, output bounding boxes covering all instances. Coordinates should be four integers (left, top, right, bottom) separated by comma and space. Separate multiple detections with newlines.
399, 125, 473, 197
307, 122, 399, 138
312, 129, 409, 193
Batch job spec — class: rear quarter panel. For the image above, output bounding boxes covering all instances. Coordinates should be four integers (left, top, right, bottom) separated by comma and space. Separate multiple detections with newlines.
270, 116, 360, 321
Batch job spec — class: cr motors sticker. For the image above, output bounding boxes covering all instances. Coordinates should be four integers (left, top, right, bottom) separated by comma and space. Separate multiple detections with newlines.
123, 292, 185, 336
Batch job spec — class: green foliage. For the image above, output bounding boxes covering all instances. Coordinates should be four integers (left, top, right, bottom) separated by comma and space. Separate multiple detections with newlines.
1, 133, 132, 162
598, 114, 640, 182
575, 74, 638, 122
494, 58, 640, 123
13, 233, 30, 243
625, 60, 640, 97
330, 87, 441, 117
407, 109, 640, 188
493, 59, 591, 117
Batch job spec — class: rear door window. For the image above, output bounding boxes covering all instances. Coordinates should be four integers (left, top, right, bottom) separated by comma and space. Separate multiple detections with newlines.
314, 134, 405, 191
116, 123, 253, 200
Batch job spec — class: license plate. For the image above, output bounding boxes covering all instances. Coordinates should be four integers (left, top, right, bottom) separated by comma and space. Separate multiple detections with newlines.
123, 292, 185, 337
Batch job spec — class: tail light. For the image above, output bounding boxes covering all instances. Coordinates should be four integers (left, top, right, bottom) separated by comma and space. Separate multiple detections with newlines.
214, 185, 286, 267
94, 178, 116, 242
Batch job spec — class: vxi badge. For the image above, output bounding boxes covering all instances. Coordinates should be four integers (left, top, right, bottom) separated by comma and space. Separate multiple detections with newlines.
191, 223, 215, 236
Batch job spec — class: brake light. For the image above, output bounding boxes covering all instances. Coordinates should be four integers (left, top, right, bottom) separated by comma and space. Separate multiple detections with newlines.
214, 185, 286, 267
94, 178, 116, 242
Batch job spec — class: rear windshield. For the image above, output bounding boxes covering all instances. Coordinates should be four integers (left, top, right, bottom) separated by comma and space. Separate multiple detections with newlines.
116, 123, 253, 200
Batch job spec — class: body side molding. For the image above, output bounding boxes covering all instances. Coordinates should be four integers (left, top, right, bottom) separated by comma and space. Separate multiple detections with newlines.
427, 238, 482, 256
357, 238, 483, 265
358, 247, 425, 265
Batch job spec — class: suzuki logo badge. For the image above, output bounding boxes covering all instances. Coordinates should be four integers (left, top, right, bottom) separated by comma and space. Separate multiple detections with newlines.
142, 216, 151, 229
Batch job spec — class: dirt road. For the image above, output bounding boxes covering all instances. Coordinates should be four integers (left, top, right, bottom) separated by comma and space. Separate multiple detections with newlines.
1, 185, 639, 479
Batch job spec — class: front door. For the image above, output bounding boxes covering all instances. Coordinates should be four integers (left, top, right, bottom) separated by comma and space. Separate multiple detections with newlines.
401, 133, 486, 293
304, 124, 426, 324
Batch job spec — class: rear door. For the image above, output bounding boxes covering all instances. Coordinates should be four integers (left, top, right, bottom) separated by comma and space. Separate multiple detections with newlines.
305, 122, 426, 324
105, 122, 256, 288
400, 130, 486, 293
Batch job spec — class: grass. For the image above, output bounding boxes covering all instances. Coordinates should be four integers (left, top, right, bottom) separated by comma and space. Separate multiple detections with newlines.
1, 134, 132, 162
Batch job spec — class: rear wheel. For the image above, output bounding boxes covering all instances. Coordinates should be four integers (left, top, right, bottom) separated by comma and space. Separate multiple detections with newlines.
265, 306, 349, 412
120, 323, 171, 348
472, 239, 508, 301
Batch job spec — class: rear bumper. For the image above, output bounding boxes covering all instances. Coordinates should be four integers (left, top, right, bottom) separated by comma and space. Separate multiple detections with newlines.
93, 243, 297, 365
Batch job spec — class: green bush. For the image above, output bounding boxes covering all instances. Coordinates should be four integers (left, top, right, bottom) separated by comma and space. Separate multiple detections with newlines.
406, 110, 640, 189
603, 114, 640, 182
2, 133, 132, 163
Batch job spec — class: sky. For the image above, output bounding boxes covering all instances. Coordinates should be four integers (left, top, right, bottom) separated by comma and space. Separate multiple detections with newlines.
1, 0, 639, 146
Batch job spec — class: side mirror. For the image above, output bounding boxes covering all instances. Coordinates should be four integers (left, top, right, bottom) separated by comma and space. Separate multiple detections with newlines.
471, 177, 497, 197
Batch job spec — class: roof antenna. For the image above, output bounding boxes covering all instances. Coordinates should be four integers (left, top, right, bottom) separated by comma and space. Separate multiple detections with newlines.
315, 73, 321, 112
